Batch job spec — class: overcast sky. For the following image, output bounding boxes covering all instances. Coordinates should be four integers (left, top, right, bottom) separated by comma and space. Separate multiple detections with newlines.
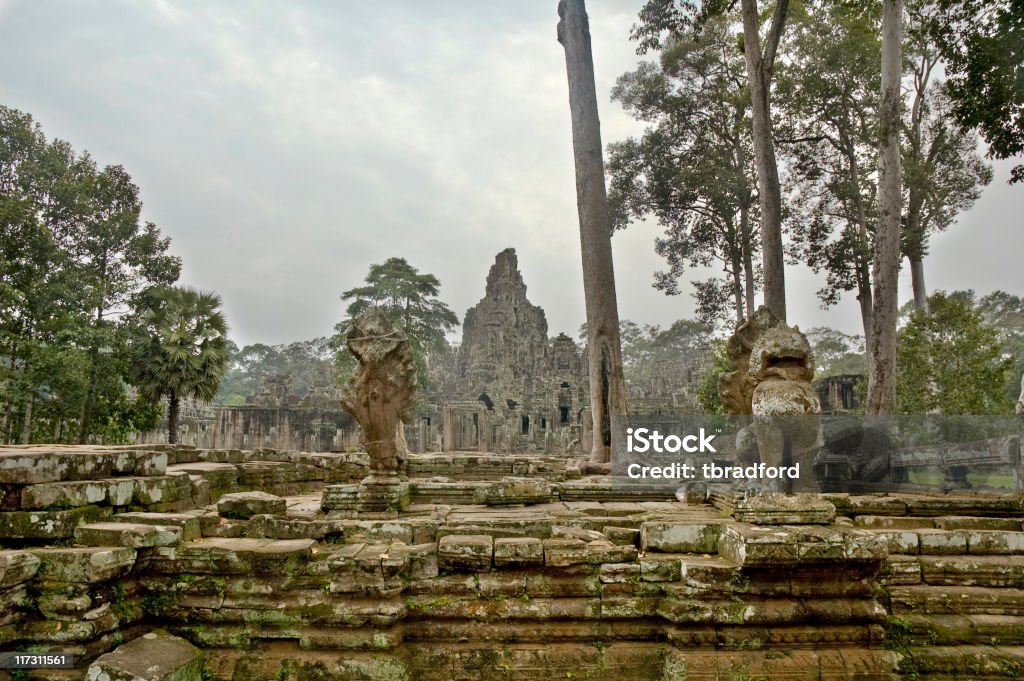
0, 1, 1018, 347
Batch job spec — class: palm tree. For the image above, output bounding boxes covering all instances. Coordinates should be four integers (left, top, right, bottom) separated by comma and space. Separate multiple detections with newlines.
130, 286, 229, 444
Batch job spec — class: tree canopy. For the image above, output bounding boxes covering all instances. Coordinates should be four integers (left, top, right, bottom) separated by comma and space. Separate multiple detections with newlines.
330, 257, 458, 387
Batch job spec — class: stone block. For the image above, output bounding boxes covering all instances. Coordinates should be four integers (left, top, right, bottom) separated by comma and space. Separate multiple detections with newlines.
390, 542, 438, 579
21, 478, 138, 509
731, 494, 835, 525
718, 524, 797, 567
965, 530, 1024, 555
854, 515, 935, 530
0, 448, 166, 484
586, 540, 638, 565
551, 526, 605, 542
217, 491, 286, 519
599, 563, 641, 584
320, 484, 359, 511
75, 522, 181, 548
30, 546, 136, 583
640, 521, 722, 554
113, 512, 201, 542
0, 550, 40, 587
475, 477, 552, 505
0, 506, 110, 539
87, 630, 204, 681
640, 556, 683, 582
873, 530, 919, 554
148, 538, 313, 575
438, 534, 492, 572
921, 555, 1024, 588
603, 526, 640, 546
917, 529, 969, 555
878, 556, 922, 586
934, 516, 1023, 532
543, 538, 587, 567
493, 537, 543, 567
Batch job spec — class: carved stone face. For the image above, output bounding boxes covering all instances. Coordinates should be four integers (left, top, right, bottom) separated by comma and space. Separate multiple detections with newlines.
747, 325, 815, 385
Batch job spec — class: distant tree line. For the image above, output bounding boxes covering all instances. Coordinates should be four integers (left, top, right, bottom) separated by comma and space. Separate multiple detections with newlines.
1, 106, 228, 444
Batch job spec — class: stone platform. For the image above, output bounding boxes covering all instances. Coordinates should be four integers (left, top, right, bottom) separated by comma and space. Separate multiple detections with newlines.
1, 444, 1023, 680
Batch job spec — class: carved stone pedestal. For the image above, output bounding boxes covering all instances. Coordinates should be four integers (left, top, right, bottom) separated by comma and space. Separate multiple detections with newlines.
356, 475, 410, 513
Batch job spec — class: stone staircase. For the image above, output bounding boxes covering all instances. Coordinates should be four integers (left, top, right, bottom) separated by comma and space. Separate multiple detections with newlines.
852, 499, 1024, 680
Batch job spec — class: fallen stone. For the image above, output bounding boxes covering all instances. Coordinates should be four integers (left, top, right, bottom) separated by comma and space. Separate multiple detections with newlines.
75, 522, 181, 548
86, 630, 203, 681
493, 537, 544, 567
640, 556, 683, 582
217, 491, 286, 519
965, 530, 1024, 555
603, 526, 640, 546
586, 540, 637, 565
30, 546, 136, 583
438, 534, 492, 572
731, 494, 835, 525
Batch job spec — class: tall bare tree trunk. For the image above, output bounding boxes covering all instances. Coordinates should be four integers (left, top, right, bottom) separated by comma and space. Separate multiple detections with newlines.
909, 257, 927, 312
167, 391, 180, 445
557, 0, 628, 466
867, 0, 903, 417
740, 0, 789, 322
20, 393, 33, 444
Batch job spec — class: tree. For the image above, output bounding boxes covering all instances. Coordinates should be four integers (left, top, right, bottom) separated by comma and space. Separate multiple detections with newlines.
609, 16, 760, 325
806, 327, 867, 378
866, 0, 903, 417
779, 2, 882, 339
738, 0, 790, 321
558, 0, 629, 465
130, 287, 229, 444
330, 258, 458, 388
215, 337, 333, 406
974, 291, 1024, 404
75, 162, 181, 442
628, 0, 789, 320
926, 0, 1024, 183
902, 6, 993, 311
897, 291, 1013, 414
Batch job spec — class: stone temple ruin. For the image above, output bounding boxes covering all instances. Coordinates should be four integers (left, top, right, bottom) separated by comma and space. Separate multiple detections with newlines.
140, 248, 711, 457
2, 300, 1023, 680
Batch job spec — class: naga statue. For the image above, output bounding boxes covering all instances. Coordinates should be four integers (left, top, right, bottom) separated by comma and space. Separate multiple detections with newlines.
340, 308, 417, 481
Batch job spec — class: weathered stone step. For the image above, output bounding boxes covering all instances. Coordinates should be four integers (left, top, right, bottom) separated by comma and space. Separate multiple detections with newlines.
870, 527, 1024, 556
87, 630, 204, 681
920, 555, 1024, 588
145, 537, 314, 575
895, 644, 1024, 679
216, 490, 286, 519
839, 494, 1024, 518
113, 512, 202, 541
0, 505, 110, 539
0, 446, 167, 484
900, 614, 1024, 646
74, 522, 182, 548
19, 474, 193, 510
717, 523, 886, 567
28, 546, 136, 583
889, 586, 1024, 616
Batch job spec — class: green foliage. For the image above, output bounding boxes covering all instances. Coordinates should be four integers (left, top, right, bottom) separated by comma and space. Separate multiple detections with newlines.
897, 291, 1014, 415
214, 337, 333, 405
927, 0, 1024, 183
975, 290, 1024, 403
805, 327, 867, 379
0, 105, 180, 444
129, 286, 229, 442
329, 257, 458, 388
696, 339, 732, 416
609, 14, 760, 325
